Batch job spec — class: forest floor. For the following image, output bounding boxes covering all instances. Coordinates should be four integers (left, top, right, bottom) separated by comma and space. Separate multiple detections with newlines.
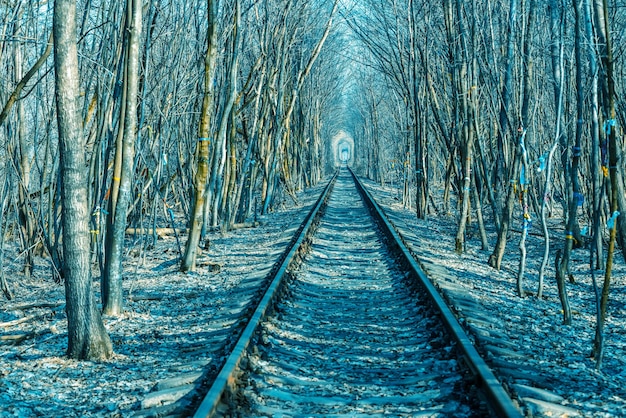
1, 176, 625, 417
366, 180, 626, 417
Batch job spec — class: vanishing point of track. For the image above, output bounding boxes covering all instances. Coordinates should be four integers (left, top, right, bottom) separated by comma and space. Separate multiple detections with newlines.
192, 169, 522, 417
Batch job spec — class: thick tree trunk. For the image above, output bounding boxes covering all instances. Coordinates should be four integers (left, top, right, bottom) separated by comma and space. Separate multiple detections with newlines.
53, 0, 113, 360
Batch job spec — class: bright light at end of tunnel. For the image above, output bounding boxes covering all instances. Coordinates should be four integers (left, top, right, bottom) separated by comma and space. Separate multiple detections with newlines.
332, 131, 354, 167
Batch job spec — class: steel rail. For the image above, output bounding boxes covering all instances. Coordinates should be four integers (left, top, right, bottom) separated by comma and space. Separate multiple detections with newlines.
193, 172, 338, 418
349, 168, 523, 418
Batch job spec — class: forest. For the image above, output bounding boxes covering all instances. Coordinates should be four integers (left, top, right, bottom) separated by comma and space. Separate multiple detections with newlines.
0, 0, 625, 382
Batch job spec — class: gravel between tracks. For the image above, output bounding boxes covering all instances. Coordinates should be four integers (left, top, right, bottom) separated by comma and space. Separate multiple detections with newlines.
234, 173, 481, 417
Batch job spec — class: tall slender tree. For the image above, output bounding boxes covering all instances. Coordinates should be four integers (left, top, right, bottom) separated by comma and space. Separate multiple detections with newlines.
101, 0, 142, 316
181, 0, 219, 272
593, 0, 618, 368
488, 0, 520, 270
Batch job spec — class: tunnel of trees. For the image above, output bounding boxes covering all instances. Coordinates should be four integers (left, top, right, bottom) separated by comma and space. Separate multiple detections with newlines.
1, 0, 625, 367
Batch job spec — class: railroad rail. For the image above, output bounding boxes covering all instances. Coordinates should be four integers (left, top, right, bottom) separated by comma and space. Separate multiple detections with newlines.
192, 168, 523, 417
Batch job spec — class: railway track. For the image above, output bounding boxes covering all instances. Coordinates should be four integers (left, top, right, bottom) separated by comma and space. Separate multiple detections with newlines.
190, 169, 522, 417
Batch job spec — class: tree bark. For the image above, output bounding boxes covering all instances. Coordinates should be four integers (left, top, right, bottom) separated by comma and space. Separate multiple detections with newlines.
583, 0, 603, 269
14, 43, 36, 277
515, 0, 535, 297
102, 0, 142, 316
0, 175, 12, 300
487, 0, 519, 269
539, 3, 569, 320
181, 0, 218, 272
517, 132, 530, 297
593, 0, 618, 367
556, 0, 586, 321
209, 1, 241, 228
53, 0, 113, 360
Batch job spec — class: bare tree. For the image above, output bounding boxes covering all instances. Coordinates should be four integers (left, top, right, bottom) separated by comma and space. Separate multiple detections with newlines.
592, 0, 618, 369
53, 0, 113, 360
101, 0, 142, 316
487, 0, 521, 270
181, 0, 219, 273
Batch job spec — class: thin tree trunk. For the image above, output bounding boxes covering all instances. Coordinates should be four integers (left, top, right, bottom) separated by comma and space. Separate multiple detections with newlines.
225, 110, 239, 229
517, 131, 530, 297
102, 0, 142, 316
234, 68, 265, 224
516, 0, 535, 297
488, 0, 518, 269
472, 164, 489, 251
107, 19, 129, 225
181, 0, 218, 272
494, 0, 518, 211
538, 25, 569, 322
14, 44, 36, 277
0, 174, 12, 300
594, 0, 618, 367
556, 0, 586, 321
210, 1, 241, 228
449, 0, 475, 254
488, 151, 521, 270
263, 0, 338, 214
409, 0, 427, 219
583, 0, 603, 268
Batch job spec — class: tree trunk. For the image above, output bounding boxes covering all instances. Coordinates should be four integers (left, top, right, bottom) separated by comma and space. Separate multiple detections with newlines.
53, 0, 113, 360
14, 44, 36, 277
583, 0, 603, 269
537, 3, 560, 299
515, 0, 535, 297
594, 0, 618, 368
488, 0, 519, 268
181, 0, 218, 273
556, 0, 586, 322
517, 132, 530, 297
0, 175, 12, 300
450, 0, 475, 254
210, 1, 241, 228
102, 0, 142, 316
472, 164, 489, 251
488, 152, 521, 270
263, 0, 338, 214
538, 14, 569, 317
